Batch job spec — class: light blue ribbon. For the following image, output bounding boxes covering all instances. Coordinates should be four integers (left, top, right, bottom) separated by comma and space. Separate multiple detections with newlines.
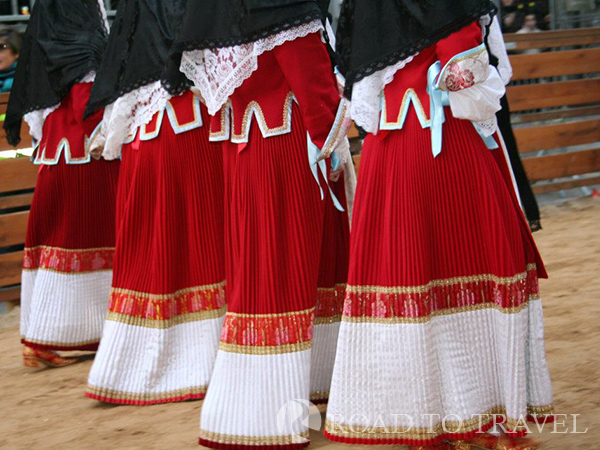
427, 61, 498, 157
307, 133, 345, 212
427, 61, 449, 158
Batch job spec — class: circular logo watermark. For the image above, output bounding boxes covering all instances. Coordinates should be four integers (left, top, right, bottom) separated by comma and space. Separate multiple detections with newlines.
276, 399, 322, 442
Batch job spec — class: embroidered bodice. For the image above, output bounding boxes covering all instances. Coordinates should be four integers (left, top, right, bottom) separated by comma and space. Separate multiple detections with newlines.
33, 83, 103, 165
122, 90, 205, 146
381, 22, 485, 132
207, 32, 350, 160
376, 22, 504, 157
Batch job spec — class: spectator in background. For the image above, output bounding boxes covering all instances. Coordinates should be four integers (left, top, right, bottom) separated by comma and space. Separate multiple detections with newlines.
0, 28, 21, 92
501, 0, 525, 32
517, 10, 544, 54
500, 0, 551, 32
518, 12, 542, 33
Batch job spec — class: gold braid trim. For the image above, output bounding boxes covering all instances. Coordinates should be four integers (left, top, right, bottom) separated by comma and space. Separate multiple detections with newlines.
346, 265, 537, 296
86, 385, 206, 402
199, 429, 309, 446
219, 340, 312, 355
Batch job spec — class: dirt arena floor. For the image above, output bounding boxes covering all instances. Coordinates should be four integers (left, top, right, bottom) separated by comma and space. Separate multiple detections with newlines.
1, 197, 599, 450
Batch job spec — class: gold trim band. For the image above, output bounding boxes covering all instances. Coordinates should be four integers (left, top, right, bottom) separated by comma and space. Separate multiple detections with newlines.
310, 390, 329, 402
346, 266, 536, 296
315, 314, 342, 325
219, 340, 313, 355
527, 404, 555, 416
24, 245, 116, 252
22, 336, 100, 347
199, 429, 309, 446
342, 295, 540, 325
106, 306, 226, 329
86, 384, 207, 403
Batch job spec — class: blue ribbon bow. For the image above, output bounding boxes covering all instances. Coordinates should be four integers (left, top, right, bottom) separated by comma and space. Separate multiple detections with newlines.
427, 62, 498, 158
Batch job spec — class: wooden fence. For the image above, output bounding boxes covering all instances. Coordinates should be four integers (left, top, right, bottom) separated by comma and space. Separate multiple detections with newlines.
505, 27, 600, 194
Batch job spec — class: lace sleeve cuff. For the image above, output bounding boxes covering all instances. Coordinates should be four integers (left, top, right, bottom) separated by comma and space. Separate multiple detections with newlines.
319, 98, 352, 163
447, 64, 505, 126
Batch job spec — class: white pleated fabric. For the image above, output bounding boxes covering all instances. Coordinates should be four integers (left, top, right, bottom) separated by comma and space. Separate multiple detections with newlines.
326, 300, 554, 438
199, 349, 312, 446
20, 269, 111, 348
86, 315, 224, 404
310, 323, 341, 403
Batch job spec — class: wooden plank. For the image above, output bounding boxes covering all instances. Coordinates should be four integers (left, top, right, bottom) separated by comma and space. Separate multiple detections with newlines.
348, 124, 360, 140
0, 193, 34, 210
504, 28, 600, 50
512, 105, 600, 124
0, 92, 9, 105
505, 27, 600, 41
0, 286, 20, 303
0, 251, 23, 287
0, 211, 29, 247
510, 48, 600, 81
533, 175, 600, 194
522, 148, 600, 182
506, 78, 600, 112
0, 158, 38, 194
513, 119, 600, 154
0, 102, 7, 116
353, 154, 362, 176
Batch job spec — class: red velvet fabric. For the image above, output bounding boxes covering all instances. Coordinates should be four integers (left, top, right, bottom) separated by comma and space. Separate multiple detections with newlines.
35, 83, 103, 163
272, 32, 341, 149
436, 22, 483, 68
215, 32, 341, 149
383, 22, 484, 128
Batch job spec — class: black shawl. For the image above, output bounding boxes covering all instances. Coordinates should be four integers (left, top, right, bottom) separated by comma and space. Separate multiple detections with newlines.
336, 0, 497, 95
85, 0, 188, 118
4, 0, 107, 146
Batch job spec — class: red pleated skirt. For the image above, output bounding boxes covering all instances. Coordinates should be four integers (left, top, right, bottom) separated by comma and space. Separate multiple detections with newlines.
349, 112, 545, 289
326, 109, 554, 445
86, 93, 226, 405
21, 156, 119, 351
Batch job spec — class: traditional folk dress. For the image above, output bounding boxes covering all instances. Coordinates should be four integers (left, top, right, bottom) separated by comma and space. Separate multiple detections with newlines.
325, 1, 554, 447
4, 0, 119, 354
169, 2, 351, 446
83, 0, 226, 405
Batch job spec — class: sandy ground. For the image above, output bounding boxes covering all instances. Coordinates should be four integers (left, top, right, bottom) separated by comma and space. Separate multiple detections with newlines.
1, 197, 599, 450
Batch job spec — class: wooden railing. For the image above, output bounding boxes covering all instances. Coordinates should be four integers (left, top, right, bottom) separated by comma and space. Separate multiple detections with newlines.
0, 157, 37, 303
0, 92, 33, 151
0, 92, 37, 303
505, 27, 600, 194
